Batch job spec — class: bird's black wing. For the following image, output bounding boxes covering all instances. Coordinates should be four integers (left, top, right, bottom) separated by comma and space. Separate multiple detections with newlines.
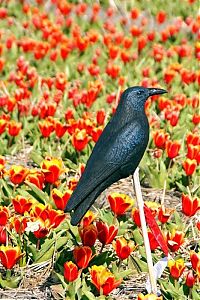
65, 111, 149, 225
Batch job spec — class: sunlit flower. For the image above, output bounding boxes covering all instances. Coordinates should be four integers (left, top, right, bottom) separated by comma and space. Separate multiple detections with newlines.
108, 193, 134, 216
166, 229, 184, 252
168, 258, 185, 279
89, 265, 122, 295
41, 157, 63, 184
51, 188, 72, 210
12, 195, 33, 215
0, 246, 23, 269
9, 165, 29, 185
113, 237, 136, 260
182, 194, 200, 217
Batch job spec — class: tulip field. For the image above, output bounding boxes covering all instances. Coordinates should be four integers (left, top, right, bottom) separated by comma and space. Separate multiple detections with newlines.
0, 0, 199, 299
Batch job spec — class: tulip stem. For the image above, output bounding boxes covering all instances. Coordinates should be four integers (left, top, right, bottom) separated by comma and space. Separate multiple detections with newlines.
132, 168, 157, 294
6, 269, 11, 279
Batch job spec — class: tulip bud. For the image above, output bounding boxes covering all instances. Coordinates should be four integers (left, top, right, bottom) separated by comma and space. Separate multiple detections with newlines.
166, 140, 181, 159
185, 270, 196, 288
182, 194, 200, 217
73, 246, 93, 269
190, 251, 200, 277
79, 224, 98, 247
96, 221, 118, 245
182, 158, 197, 176
64, 261, 79, 282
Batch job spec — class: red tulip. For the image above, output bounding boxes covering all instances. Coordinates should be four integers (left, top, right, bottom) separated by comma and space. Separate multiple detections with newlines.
185, 270, 196, 288
0, 206, 10, 226
0, 246, 23, 269
166, 230, 184, 252
158, 206, 174, 223
113, 237, 136, 260
10, 216, 28, 234
72, 129, 89, 152
41, 157, 63, 184
25, 169, 45, 190
108, 193, 134, 216
153, 130, 169, 149
79, 224, 98, 247
73, 246, 93, 269
8, 120, 22, 136
131, 208, 141, 227
190, 251, 200, 277
182, 194, 200, 217
51, 188, 72, 210
168, 258, 185, 279
96, 221, 118, 245
12, 195, 33, 214
9, 165, 29, 185
89, 265, 122, 295
80, 211, 96, 227
148, 231, 159, 251
96, 109, 106, 125
64, 261, 79, 282
165, 140, 181, 159
182, 158, 197, 176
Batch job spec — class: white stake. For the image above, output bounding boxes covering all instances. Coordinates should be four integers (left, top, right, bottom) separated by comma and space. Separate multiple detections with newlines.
133, 168, 157, 294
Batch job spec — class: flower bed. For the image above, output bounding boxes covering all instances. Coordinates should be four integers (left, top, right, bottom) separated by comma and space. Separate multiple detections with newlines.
0, 0, 199, 299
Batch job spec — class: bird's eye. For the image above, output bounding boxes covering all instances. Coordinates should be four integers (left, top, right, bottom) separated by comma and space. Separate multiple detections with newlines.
137, 91, 144, 95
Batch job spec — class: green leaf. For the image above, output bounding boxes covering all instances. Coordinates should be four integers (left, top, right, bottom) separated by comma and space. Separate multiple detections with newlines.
176, 182, 188, 194
130, 256, 148, 272
115, 269, 133, 279
132, 228, 143, 245
1, 179, 12, 198
25, 181, 49, 204
30, 150, 43, 166
0, 273, 21, 288
192, 288, 200, 300
36, 245, 55, 263
54, 272, 68, 289
173, 211, 184, 229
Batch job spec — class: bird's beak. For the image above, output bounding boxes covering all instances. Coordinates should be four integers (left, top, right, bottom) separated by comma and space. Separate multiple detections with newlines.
148, 88, 167, 96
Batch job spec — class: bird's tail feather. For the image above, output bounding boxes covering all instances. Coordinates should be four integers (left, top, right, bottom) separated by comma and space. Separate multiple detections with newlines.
69, 171, 121, 225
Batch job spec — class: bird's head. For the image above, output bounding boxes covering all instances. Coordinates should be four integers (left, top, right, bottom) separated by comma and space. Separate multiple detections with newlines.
121, 86, 167, 111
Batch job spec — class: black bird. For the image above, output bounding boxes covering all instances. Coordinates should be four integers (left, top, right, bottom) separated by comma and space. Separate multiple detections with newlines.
65, 86, 167, 225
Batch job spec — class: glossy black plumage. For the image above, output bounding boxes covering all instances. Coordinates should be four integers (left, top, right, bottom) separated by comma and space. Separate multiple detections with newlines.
65, 86, 167, 225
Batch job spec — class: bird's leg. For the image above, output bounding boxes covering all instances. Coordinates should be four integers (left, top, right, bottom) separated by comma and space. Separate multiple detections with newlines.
133, 168, 157, 295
